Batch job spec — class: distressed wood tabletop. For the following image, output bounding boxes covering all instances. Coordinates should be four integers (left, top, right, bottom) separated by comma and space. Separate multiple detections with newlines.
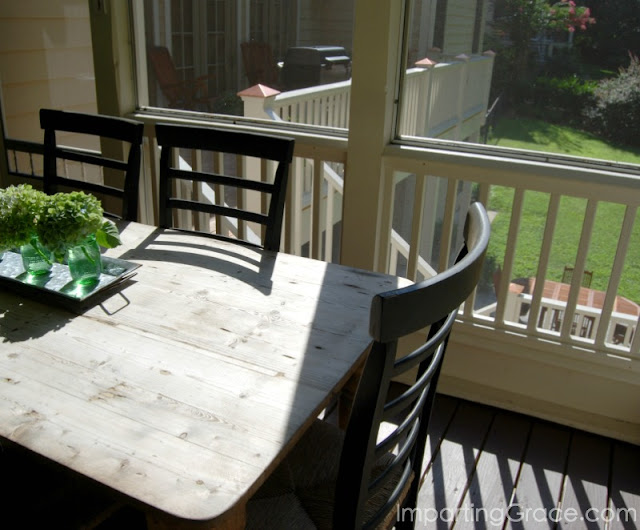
0, 222, 410, 528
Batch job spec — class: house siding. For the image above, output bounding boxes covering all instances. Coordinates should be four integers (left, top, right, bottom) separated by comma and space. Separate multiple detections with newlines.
298, 0, 355, 52
442, 0, 478, 55
0, 0, 97, 144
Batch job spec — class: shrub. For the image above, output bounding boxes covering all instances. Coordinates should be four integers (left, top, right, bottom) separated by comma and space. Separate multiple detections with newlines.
531, 75, 597, 124
588, 53, 640, 147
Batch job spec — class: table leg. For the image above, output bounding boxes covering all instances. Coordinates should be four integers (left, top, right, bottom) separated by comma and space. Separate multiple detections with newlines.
338, 364, 364, 429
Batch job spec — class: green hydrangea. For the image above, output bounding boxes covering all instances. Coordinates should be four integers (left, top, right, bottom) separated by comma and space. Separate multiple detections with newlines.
1, 187, 122, 260
0, 184, 46, 251
35, 191, 107, 260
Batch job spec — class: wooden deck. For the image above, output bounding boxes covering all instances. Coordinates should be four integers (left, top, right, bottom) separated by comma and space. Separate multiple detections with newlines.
413, 395, 640, 530
1, 394, 638, 529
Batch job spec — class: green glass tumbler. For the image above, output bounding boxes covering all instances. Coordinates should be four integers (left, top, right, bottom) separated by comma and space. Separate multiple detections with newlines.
20, 236, 53, 276
67, 234, 102, 285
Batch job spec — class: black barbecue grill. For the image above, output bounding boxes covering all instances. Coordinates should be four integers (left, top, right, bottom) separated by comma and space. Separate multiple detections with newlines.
281, 45, 351, 90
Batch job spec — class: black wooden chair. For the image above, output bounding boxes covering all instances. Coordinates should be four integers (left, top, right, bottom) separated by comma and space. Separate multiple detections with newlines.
40, 108, 144, 221
246, 202, 490, 529
155, 123, 295, 252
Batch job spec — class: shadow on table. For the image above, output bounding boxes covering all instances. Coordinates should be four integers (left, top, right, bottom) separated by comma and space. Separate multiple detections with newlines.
0, 294, 73, 343
116, 228, 277, 296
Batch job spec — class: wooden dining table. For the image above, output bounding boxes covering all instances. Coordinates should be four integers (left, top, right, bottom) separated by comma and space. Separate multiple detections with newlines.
0, 222, 410, 528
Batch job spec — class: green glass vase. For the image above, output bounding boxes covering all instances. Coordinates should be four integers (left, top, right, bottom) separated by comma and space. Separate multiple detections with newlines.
20, 236, 53, 275
67, 234, 102, 285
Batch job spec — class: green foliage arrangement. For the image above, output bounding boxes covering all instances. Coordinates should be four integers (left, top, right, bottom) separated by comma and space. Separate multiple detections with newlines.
35, 191, 122, 261
0, 185, 121, 260
0, 184, 45, 251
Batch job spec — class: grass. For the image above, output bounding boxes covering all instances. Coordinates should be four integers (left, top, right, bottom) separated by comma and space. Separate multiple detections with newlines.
485, 117, 640, 303
488, 117, 640, 165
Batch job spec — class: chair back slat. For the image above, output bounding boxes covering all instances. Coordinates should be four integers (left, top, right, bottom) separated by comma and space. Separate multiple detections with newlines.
155, 123, 294, 252
54, 147, 129, 173
39, 109, 144, 221
335, 202, 490, 529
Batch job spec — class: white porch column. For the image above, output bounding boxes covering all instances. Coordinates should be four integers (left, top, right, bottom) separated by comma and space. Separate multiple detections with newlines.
340, 0, 404, 271
89, 2, 140, 217
89, 1, 137, 117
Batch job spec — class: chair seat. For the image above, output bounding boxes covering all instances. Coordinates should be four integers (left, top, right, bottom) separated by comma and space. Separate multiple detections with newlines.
246, 420, 401, 530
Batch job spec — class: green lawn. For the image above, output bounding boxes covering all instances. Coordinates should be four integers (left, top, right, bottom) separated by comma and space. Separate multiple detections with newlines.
489, 117, 640, 165
485, 118, 640, 303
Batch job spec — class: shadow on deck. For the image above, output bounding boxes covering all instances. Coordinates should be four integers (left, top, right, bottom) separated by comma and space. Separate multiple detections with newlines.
413, 394, 639, 530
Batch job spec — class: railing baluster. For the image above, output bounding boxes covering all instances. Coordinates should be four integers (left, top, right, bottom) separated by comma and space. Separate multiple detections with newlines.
325, 177, 335, 262
407, 174, 426, 281
28, 151, 36, 177
236, 153, 246, 242
560, 199, 597, 339
291, 157, 304, 255
169, 148, 180, 228
192, 148, 207, 232
260, 158, 269, 246
143, 135, 160, 226
388, 233, 400, 276
376, 164, 396, 274
11, 149, 18, 173
494, 188, 525, 325
311, 157, 322, 260
595, 205, 637, 347
437, 178, 458, 273
528, 193, 560, 334
213, 151, 223, 238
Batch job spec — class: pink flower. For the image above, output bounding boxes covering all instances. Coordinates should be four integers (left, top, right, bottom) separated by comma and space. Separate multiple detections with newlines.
569, 0, 576, 5
568, 25, 576, 32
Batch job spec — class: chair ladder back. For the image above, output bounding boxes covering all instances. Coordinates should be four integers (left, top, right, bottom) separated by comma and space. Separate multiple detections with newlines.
334, 202, 490, 529
335, 340, 396, 528
155, 123, 294, 251
40, 109, 144, 221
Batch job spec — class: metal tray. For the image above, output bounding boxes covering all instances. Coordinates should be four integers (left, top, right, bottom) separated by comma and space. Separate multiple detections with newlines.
0, 250, 140, 309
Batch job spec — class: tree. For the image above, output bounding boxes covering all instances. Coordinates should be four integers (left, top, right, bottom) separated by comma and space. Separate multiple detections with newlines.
575, 0, 640, 71
490, 0, 595, 103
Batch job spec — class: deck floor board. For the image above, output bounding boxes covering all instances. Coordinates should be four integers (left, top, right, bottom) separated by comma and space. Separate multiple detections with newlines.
412, 396, 640, 530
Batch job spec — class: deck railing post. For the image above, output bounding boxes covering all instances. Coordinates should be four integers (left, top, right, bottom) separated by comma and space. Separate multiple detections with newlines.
414, 58, 436, 138
238, 84, 281, 121
454, 54, 470, 142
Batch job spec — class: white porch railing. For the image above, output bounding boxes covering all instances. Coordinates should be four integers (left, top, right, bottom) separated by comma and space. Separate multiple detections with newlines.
400, 52, 495, 140
244, 52, 496, 138
382, 146, 640, 362
476, 292, 638, 349
269, 81, 351, 129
